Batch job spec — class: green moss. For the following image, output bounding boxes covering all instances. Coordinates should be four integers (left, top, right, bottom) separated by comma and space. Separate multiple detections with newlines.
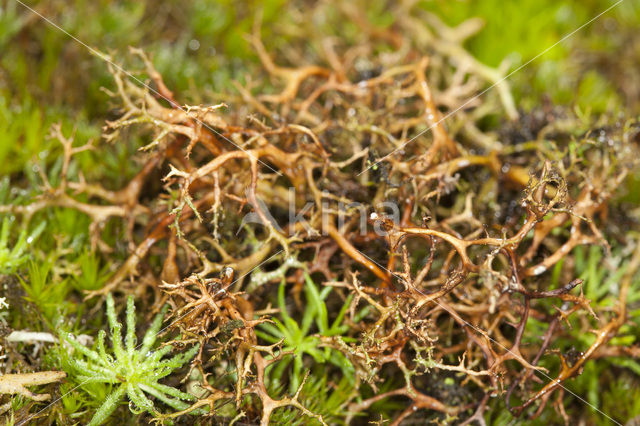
58, 295, 198, 425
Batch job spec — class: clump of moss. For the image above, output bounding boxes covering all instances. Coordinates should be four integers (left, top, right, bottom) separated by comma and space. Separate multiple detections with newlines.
59, 295, 198, 425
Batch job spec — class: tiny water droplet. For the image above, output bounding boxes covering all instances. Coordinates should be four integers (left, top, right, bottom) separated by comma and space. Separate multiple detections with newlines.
188, 39, 200, 51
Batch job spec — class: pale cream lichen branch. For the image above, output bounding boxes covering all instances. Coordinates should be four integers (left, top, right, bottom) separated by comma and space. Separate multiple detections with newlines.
0, 371, 66, 401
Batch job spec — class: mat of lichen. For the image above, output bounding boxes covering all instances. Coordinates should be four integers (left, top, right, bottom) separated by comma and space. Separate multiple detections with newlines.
1, 1, 640, 425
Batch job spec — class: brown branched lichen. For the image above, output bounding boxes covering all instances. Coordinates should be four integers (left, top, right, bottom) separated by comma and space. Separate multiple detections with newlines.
3, 4, 639, 424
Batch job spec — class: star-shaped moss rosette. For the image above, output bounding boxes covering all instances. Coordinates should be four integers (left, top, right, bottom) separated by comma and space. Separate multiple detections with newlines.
61, 294, 198, 425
